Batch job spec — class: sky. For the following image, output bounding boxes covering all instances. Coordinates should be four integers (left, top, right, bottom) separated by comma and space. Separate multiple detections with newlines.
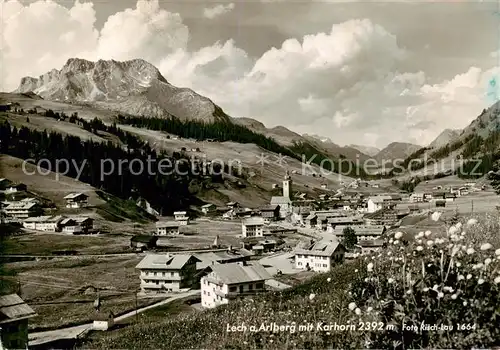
1, 0, 500, 148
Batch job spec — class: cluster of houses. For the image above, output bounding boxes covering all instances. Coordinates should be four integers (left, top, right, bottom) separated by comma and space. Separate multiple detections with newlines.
22, 215, 94, 234
135, 250, 274, 309
0, 184, 94, 234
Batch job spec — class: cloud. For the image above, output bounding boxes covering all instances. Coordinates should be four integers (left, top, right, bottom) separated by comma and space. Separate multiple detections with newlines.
1, 0, 497, 148
203, 3, 235, 19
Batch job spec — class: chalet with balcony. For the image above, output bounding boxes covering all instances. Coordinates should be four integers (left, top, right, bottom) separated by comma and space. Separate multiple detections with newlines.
63, 193, 89, 209
155, 221, 180, 235
136, 254, 200, 293
60, 217, 94, 234
294, 240, 345, 272
201, 262, 271, 308
173, 211, 189, 225
241, 216, 265, 238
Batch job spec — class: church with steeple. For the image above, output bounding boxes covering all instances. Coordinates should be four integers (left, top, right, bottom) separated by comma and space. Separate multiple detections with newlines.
270, 170, 293, 218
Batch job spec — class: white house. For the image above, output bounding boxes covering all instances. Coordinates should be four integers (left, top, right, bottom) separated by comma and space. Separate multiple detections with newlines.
136, 254, 200, 293
60, 217, 94, 234
173, 211, 189, 225
22, 215, 64, 232
156, 221, 180, 235
92, 311, 114, 331
294, 240, 345, 272
201, 262, 271, 308
367, 196, 394, 213
3, 202, 42, 219
63, 193, 89, 209
201, 203, 217, 215
241, 217, 265, 237
409, 193, 424, 203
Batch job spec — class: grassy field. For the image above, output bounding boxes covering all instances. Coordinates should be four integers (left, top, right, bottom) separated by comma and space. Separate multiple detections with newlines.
80, 212, 500, 349
84, 295, 198, 340
4, 255, 146, 330
4, 232, 132, 255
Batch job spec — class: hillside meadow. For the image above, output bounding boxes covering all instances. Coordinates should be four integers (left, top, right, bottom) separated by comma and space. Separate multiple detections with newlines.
80, 213, 500, 349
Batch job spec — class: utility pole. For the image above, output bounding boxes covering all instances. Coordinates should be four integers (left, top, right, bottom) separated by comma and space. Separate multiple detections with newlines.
471, 200, 474, 214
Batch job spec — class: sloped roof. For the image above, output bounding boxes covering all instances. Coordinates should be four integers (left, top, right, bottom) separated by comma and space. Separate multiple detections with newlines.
93, 311, 114, 321
136, 254, 200, 270
368, 195, 392, 203
270, 196, 291, 205
0, 294, 36, 324
156, 221, 179, 228
63, 192, 88, 200
208, 263, 271, 284
327, 216, 363, 224
332, 225, 385, 236
294, 240, 344, 257
242, 216, 264, 226
5, 202, 37, 210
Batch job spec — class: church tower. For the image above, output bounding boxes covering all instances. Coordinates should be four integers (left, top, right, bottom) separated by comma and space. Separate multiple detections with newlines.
282, 170, 292, 199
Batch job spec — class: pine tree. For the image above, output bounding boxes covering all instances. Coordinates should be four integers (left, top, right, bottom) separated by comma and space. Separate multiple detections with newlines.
343, 227, 357, 250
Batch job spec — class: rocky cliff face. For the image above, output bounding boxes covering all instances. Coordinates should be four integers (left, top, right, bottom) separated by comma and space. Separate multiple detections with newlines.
15, 58, 230, 122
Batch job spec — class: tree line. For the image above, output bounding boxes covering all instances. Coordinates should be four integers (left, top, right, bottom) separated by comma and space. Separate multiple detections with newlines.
0, 120, 221, 214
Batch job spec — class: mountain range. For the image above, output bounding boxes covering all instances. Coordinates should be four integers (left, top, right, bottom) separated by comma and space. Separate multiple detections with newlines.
15, 57, 493, 169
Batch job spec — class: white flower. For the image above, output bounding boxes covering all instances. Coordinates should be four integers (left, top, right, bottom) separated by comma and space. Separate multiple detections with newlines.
394, 231, 403, 240
364, 278, 369, 282
456, 262, 461, 267
443, 286, 454, 292
467, 218, 478, 226
416, 231, 424, 239
309, 293, 316, 300
431, 211, 442, 221
367, 307, 373, 312
367, 263, 374, 272
451, 294, 457, 300
448, 226, 459, 235
437, 292, 444, 298
416, 239, 423, 244
387, 252, 392, 256
355, 308, 361, 315
393, 240, 399, 245
455, 222, 462, 229
389, 238, 393, 244
416, 246, 424, 251
432, 284, 439, 291
354, 269, 358, 272
423, 287, 429, 292
494, 276, 500, 284
485, 258, 492, 265
348, 302, 356, 311
495, 248, 500, 256
425, 230, 431, 237
478, 279, 485, 285
406, 290, 412, 295
327, 277, 332, 282
463, 301, 468, 306
472, 263, 484, 270
466, 248, 475, 255
458, 275, 465, 281
467, 274, 472, 280
480, 243, 493, 251
427, 240, 434, 247
388, 278, 394, 284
